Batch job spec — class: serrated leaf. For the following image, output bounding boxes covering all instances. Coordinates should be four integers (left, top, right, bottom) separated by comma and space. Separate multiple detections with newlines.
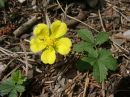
88, 49, 98, 58
92, 49, 117, 82
86, 49, 117, 83
73, 41, 87, 52
0, 71, 26, 97
0, 0, 5, 8
98, 49, 112, 57
9, 89, 17, 97
76, 57, 91, 72
73, 41, 94, 53
95, 32, 109, 45
93, 62, 108, 83
85, 57, 96, 67
11, 70, 21, 83
0, 79, 15, 96
98, 49, 117, 70
86, 50, 98, 66
15, 85, 25, 93
78, 29, 94, 44
103, 57, 117, 70
11, 70, 25, 84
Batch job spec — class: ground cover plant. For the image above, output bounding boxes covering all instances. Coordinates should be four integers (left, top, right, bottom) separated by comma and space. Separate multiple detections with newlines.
74, 29, 117, 82
0, 70, 26, 97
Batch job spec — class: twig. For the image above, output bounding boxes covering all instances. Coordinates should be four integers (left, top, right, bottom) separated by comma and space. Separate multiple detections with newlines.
111, 38, 129, 53
20, 40, 30, 76
0, 47, 17, 57
107, 2, 130, 22
3, 10, 7, 24
67, 10, 89, 27
122, 54, 130, 60
113, 7, 130, 22
56, 0, 99, 32
98, 9, 106, 32
13, 16, 41, 37
17, 59, 32, 68
43, 0, 51, 28
2, 65, 20, 81
101, 82, 105, 97
83, 73, 89, 97
15, 52, 33, 54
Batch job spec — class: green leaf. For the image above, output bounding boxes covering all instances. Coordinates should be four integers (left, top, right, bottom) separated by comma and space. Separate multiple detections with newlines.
9, 89, 17, 97
0, 71, 26, 97
75, 29, 117, 83
73, 41, 87, 52
104, 57, 117, 70
98, 49, 112, 57
84, 49, 117, 83
73, 41, 94, 53
87, 49, 98, 58
98, 49, 117, 70
76, 57, 91, 72
78, 29, 94, 44
95, 32, 109, 45
11, 70, 21, 83
0, 79, 15, 96
92, 49, 117, 82
15, 85, 25, 93
11, 70, 25, 84
86, 50, 98, 66
93, 62, 108, 83
86, 56, 97, 66
0, 0, 5, 8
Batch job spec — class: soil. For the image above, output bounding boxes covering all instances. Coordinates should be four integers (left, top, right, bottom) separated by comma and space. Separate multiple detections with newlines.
1, 0, 130, 97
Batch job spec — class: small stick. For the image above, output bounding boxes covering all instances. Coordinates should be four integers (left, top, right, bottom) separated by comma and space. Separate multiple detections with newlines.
107, 2, 130, 22
13, 16, 41, 37
98, 9, 106, 32
67, 10, 88, 27
83, 73, 89, 97
56, 0, 99, 33
2, 65, 20, 81
0, 47, 17, 57
101, 82, 105, 97
111, 39, 129, 53
20, 40, 30, 76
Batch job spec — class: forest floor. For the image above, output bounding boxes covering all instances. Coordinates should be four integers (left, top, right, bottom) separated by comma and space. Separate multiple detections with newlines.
1, 0, 130, 97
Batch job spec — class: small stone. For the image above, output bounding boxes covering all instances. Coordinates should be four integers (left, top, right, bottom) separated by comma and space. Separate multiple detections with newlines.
123, 30, 130, 39
18, 0, 26, 3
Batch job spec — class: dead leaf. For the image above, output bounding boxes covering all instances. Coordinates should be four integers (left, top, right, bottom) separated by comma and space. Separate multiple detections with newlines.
111, 33, 125, 45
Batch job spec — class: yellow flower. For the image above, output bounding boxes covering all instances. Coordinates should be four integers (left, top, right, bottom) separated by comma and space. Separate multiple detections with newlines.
30, 20, 72, 64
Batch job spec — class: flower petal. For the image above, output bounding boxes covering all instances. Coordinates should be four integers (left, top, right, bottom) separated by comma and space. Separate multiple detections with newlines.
51, 20, 67, 38
55, 38, 72, 55
33, 23, 49, 39
30, 37, 46, 53
41, 47, 56, 64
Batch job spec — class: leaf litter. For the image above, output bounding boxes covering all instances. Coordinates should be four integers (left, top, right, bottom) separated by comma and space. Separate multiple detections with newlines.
0, 0, 130, 97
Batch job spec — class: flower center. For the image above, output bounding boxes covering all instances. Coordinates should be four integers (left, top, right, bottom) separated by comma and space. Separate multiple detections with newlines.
46, 37, 55, 46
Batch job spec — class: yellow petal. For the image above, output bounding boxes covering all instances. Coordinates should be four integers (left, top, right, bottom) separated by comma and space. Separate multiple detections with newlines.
55, 38, 72, 55
30, 37, 46, 53
41, 47, 56, 64
51, 20, 67, 38
33, 23, 49, 39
